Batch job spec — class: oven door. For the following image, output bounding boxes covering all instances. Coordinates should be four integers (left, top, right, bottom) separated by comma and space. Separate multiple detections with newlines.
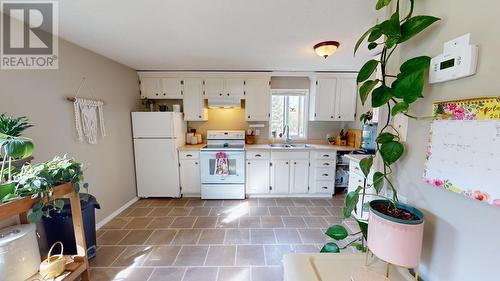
200, 150, 245, 184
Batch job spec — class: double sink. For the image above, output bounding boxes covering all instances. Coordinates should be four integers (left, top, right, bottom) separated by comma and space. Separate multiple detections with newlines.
268, 143, 315, 149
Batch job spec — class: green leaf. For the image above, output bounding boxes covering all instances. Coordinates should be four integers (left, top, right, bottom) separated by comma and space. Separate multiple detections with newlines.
320, 242, 340, 253
351, 242, 367, 252
359, 80, 379, 105
376, 0, 392, 10
54, 199, 65, 209
357, 60, 379, 83
399, 16, 440, 43
368, 42, 378, 50
325, 225, 349, 240
400, 56, 431, 73
392, 102, 409, 116
371, 85, 393, 108
0, 182, 15, 201
393, 71, 425, 103
343, 187, 362, 219
359, 156, 373, 177
379, 11, 401, 44
367, 26, 383, 42
357, 220, 368, 239
1, 193, 20, 203
376, 132, 396, 144
27, 209, 43, 223
355, 26, 377, 55
372, 172, 385, 194
3, 136, 33, 158
380, 141, 405, 165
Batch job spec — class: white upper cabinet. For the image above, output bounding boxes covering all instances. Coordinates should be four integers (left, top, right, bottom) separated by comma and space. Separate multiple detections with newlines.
203, 78, 226, 98
183, 78, 207, 121
335, 78, 357, 121
161, 78, 184, 99
140, 77, 162, 99
226, 78, 246, 98
309, 74, 357, 121
245, 78, 270, 121
312, 78, 337, 121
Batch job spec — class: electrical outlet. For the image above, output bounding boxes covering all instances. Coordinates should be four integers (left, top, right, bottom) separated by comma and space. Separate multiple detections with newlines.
255, 129, 260, 136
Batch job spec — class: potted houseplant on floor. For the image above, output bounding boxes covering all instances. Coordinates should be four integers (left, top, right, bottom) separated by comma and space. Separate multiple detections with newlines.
323, 0, 440, 271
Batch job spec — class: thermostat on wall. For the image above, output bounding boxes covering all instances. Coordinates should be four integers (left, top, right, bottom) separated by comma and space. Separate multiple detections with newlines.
429, 34, 478, 84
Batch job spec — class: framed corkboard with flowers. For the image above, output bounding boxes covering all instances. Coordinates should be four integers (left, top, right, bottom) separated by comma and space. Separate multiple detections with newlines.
423, 96, 500, 207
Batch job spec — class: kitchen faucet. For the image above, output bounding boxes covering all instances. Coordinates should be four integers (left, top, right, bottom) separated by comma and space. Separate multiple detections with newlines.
283, 125, 292, 144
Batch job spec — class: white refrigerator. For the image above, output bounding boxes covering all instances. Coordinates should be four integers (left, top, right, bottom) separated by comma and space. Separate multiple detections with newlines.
132, 112, 186, 198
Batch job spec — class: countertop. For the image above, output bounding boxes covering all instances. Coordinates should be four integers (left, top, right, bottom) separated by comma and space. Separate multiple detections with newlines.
178, 143, 359, 151
245, 143, 358, 151
178, 143, 206, 151
344, 154, 374, 162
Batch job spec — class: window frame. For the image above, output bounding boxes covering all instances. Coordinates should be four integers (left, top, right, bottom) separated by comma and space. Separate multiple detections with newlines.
269, 89, 309, 140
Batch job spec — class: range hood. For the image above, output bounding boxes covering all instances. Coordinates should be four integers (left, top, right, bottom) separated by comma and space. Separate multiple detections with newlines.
207, 98, 241, 108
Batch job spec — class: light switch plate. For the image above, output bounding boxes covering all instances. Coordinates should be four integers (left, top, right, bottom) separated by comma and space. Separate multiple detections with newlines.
392, 114, 408, 142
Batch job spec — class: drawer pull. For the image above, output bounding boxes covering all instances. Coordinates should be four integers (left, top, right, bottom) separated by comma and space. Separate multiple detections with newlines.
323, 154, 330, 157
322, 173, 329, 176
255, 154, 262, 157
322, 186, 328, 189
323, 163, 330, 166
186, 154, 192, 157
195, 162, 198, 165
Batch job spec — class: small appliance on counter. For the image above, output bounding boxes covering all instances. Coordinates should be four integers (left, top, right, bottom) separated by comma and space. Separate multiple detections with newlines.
361, 123, 378, 154
0, 224, 41, 281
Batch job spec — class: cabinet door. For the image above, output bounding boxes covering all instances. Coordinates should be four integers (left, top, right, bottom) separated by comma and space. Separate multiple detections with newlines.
290, 160, 309, 194
183, 78, 207, 121
180, 159, 201, 195
140, 78, 161, 99
161, 78, 183, 99
245, 78, 270, 121
270, 160, 290, 194
203, 78, 225, 98
335, 78, 357, 121
246, 160, 270, 194
313, 78, 337, 121
226, 78, 245, 98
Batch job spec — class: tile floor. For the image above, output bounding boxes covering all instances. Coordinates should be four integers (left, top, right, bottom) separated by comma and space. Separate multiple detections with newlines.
91, 196, 345, 281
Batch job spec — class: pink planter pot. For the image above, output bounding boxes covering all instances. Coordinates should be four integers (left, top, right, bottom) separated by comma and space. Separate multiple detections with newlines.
367, 200, 424, 268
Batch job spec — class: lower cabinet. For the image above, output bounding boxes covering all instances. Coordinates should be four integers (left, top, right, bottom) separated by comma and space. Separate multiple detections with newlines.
270, 159, 291, 194
290, 160, 309, 194
246, 159, 270, 194
179, 152, 201, 195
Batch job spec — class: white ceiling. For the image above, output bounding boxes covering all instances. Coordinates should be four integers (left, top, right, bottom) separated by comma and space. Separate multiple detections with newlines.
57, 0, 380, 71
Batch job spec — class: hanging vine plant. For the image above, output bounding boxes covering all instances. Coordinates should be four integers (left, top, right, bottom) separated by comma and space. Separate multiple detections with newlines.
322, 0, 440, 253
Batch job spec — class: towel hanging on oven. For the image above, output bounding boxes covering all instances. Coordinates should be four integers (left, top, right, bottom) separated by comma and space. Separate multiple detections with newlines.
214, 152, 229, 176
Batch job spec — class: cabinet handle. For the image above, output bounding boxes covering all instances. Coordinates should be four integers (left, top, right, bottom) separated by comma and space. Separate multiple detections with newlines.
322, 186, 328, 189
323, 163, 330, 166
227, 93, 230, 96
155, 93, 159, 96
330, 116, 333, 119
195, 162, 198, 165
248, 162, 251, 165
338, 116, 341, 119
248, 115, 251, 119
323, 154, 329, 157
219, 93, 223, 96
186, 154, 192, 157
286, 162, 289, 165
181, 90, 183, 95
203, 91, 205, 95
294, 162, 297, 165
322, 173, 329, 176
255, 154, 261, 157
198, 115, 202, 118
163, 93, 166, 96
269, 186, 273, 191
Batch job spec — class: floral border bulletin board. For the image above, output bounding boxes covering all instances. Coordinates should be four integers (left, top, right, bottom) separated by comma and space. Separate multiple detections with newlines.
423, 96, 500, 207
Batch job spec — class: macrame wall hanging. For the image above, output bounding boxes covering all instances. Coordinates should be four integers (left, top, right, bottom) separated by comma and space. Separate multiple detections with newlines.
68, 77, 106, 144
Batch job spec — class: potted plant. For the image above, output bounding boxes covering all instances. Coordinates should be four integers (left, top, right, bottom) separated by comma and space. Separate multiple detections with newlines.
323, 0, 440, 270
0, 114, 34, 202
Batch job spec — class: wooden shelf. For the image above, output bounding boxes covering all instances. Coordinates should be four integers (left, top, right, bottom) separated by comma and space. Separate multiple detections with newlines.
0, 182, 91, 281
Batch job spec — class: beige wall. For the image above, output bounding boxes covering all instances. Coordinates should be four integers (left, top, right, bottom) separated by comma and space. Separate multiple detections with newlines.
0, 37, 140, 225
394, 0, 500, 280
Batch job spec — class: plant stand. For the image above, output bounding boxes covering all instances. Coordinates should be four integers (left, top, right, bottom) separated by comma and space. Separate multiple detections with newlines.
0, 182, 90, 281
365, 248, 419, 281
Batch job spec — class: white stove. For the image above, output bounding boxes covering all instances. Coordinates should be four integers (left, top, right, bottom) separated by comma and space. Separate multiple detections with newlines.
200, 130, 246, 199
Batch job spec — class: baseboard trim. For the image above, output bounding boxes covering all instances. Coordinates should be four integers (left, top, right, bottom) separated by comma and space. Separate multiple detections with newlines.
96, 196, 139, 230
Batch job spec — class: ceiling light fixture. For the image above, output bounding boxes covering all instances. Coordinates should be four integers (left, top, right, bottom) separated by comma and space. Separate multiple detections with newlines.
314, 41, 340, 59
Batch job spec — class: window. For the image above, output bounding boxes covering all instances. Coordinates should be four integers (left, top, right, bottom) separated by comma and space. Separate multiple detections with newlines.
270, 89, 308, 140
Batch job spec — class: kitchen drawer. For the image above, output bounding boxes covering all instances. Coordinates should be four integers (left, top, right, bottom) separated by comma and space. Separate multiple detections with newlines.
314, 160, 335, 168
349, 159, 374, 178
246, 150, 270, 160
311, 150, 336, 160
313, 181, 334, 194
179, 151, 200, 160
271, 151, 309, 160
315, 168, 335, 181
